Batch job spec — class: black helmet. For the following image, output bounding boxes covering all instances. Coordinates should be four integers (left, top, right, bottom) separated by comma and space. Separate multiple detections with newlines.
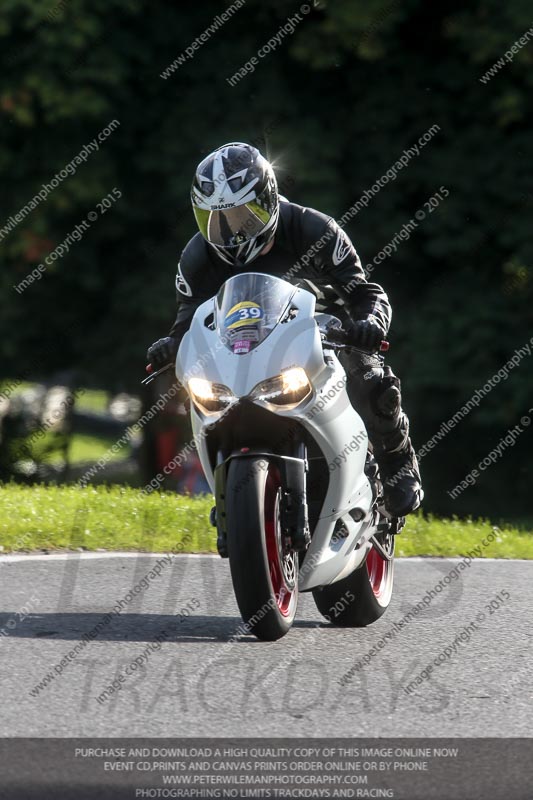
191, 142, 279, 267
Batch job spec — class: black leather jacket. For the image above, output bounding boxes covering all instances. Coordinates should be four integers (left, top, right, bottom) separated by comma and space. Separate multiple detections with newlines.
169, 199, 392, 342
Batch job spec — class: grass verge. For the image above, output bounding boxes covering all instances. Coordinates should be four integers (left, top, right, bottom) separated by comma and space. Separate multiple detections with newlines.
0, 484, 531, 557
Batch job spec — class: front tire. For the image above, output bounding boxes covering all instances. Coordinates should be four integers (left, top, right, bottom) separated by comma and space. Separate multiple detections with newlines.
312, 533, 394, 627
225, 457, 299, 641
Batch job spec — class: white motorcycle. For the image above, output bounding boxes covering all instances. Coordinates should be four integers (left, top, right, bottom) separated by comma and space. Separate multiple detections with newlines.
173, 273, 403, 641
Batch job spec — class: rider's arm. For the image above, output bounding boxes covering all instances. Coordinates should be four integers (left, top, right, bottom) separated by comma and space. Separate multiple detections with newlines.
168, 236, 213, 342
169, 267, 203, 341
147, 240, 211, 368
301, 209, 392, 334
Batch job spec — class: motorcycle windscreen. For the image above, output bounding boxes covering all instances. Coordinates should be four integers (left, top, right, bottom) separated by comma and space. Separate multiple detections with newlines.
215, 273, 296, 354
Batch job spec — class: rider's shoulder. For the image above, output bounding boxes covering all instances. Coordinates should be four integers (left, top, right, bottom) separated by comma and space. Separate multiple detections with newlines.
176, 233, 215, 297
279, 198, 333, 241
180, 232, 210, 269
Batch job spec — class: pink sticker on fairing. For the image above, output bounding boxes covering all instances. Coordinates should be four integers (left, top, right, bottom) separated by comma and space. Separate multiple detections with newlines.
233, 340, 251, 354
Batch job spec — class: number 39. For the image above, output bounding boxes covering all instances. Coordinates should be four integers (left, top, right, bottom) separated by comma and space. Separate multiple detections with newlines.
239, 307, 261, 320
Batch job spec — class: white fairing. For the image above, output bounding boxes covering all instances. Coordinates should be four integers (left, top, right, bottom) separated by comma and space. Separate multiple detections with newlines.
176, 274, 378, 592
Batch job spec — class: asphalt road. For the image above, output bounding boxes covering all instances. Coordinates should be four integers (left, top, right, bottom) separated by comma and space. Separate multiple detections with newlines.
0, 552, 531, 737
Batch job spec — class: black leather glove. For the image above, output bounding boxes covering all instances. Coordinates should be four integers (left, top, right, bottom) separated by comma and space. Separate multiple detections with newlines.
146, 336, 178, 369
347, 315, 386, 353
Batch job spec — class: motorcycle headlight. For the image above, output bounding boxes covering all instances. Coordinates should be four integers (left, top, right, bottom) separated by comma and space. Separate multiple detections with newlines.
188, 378, 235, 415
250, 367, 312, 409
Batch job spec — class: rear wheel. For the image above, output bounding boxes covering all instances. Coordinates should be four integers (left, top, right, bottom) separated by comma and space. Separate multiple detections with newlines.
225, 457, 298, 640
312, 531, 394, 627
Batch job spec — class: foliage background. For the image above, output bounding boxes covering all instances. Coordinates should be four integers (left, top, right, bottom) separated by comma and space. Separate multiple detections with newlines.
0, 0, 531, 520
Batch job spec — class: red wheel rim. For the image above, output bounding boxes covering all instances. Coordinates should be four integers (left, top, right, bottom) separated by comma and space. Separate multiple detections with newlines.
264, 466, 297, 618
366, 546, 389, 600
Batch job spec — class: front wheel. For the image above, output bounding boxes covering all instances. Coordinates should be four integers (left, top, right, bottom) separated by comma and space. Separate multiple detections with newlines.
225, 457, 299, 641
312, 532, 394, 627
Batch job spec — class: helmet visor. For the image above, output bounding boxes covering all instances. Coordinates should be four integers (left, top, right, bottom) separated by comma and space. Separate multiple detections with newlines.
193, 199, 271, 248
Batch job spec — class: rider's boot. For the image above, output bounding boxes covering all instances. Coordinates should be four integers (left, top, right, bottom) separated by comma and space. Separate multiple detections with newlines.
377, 438, 423, 517
369, 376, 423, 517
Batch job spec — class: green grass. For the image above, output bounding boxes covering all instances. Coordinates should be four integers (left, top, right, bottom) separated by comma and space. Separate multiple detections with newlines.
0, 379, 34, 395
30, 433, 130, 466
0, 484, 531, 557
1, 381, 123, 464
68, 434, 130, 464
0, 485, 214, 553
394, 515, 533, 559
74, 389, 109, 414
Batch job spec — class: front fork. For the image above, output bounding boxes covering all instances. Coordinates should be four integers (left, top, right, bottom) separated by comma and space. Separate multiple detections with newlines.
213, 450, 311, 558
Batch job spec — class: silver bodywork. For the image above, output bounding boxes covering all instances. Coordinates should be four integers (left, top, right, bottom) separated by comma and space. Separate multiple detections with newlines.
176, 275, 379, 592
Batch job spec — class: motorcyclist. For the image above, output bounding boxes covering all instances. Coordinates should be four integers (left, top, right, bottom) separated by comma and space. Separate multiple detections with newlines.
147, 142, 422, 517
